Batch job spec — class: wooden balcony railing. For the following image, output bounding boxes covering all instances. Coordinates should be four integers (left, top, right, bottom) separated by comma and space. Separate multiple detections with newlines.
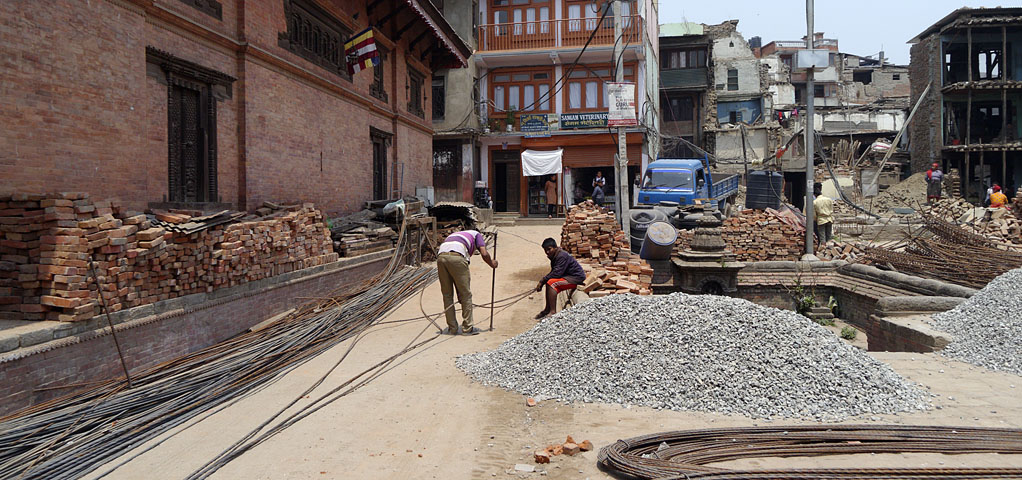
477, 16, 641, 52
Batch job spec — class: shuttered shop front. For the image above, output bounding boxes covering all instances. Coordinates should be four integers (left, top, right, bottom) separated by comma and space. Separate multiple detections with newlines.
561, 145, 641, 169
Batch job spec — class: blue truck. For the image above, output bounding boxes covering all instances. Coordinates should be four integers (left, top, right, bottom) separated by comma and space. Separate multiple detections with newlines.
635, 158, 740, 216
629, 158, 740, 249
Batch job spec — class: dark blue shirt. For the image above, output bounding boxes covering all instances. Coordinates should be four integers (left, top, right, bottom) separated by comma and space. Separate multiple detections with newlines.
542, 249, 586, 284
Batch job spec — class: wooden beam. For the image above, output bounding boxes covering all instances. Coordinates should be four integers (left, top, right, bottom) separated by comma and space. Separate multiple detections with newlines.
409, 30, 430, 50
367, 0, 386, 15
420, 42, 436, 61
395, 18, 418, 39
375, 3, 406, 29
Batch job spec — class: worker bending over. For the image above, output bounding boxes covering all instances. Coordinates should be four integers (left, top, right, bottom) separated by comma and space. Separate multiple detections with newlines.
535, 238, 586, 319
437, 229, 497, 335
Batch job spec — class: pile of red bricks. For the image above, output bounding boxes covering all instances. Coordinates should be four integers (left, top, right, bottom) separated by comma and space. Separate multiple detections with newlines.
1, 193, 336, 323
674, 209, 804, 262
560, 201, 652, 296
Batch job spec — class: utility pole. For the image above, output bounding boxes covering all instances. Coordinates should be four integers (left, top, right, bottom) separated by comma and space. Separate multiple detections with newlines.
613, 0, 630, 235
803, 0, 816, 259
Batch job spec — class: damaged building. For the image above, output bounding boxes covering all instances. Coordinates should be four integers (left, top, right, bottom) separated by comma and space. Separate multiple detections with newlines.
910, 7, 1022, 200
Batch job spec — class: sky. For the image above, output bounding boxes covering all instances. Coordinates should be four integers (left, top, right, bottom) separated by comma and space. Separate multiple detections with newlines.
660, 1, 1012, 65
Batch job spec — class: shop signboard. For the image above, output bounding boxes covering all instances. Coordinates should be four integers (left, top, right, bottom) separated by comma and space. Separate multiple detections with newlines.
606, 82, 637, 127
520, 113, 552, 138
560, 112, 608, 129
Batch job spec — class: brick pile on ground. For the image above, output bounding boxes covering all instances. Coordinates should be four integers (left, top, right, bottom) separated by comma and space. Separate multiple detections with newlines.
674, 209, 804, 262
928, 197, 1022, 248
560, 201, 652, 296
533, 435, 593, 464
816, 240, 866, 261
0, 193, 336, 322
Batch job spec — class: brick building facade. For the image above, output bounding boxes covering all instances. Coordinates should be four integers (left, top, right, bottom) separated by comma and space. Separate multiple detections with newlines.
1, 0, 470, 215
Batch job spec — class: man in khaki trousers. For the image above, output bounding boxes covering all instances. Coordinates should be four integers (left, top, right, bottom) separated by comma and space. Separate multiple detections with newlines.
437, 229, 497, 335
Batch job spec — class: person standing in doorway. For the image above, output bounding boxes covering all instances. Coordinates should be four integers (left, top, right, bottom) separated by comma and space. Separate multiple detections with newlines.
436, 229, 498, 335
813, 183, 834, 245
544, 175, 558, 218
592, 171, 606, 206
632, 173, 641, 207
926, 162, 944, 205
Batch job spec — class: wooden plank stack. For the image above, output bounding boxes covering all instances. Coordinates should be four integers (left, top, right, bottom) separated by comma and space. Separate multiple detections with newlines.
0, 193, 337, 322
334, 226, 396, 257
674, 209, 804, 262
560, 201, 652, 296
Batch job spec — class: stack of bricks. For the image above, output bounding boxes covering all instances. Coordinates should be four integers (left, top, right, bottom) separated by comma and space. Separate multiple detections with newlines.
674, 210, 803, 262
0, 193, 337, 322
560, 201, 630, 263
560, 201, 652, 296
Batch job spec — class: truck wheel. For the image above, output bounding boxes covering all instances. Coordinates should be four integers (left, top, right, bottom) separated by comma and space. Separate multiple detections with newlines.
722, 199, 734, 218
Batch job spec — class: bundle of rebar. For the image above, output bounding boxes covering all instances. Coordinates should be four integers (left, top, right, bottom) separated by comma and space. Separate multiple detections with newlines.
860, 211, 1022, 288
598, 425, 1022, 480
0, 259, 436, 480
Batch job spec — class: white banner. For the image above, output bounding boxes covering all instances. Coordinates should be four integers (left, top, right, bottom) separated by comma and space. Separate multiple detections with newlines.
607, 82, 637, 127
520, 149, 563, 176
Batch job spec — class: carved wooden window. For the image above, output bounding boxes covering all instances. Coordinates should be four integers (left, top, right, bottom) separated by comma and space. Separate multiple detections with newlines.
278, 0, 351, 80
371, 49, 388, 102
146, 47, 235, 204
408, 68, 425, 118
177, 0, 222, 20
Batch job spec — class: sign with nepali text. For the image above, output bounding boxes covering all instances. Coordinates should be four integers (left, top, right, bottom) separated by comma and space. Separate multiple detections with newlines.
560, 112, 608, 129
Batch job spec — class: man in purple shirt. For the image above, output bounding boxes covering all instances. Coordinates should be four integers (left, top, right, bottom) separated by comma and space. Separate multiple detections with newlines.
534, 238, 586, 319
437, 229, 497, 335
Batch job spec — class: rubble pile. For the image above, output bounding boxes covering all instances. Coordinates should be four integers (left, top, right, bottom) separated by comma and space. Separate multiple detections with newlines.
458, 293, 930, 420
929, 198, 1022, 247
674, 209, 804, 262
931, 267, 1022, 376
866, 172, 929, 213
816, 240, 867, 261
0, 193, 336, 322
561, 201, 652, 295
533, 435, 593, 464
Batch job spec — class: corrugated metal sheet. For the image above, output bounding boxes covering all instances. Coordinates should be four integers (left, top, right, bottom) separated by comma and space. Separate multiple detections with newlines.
661, 68, 708, 90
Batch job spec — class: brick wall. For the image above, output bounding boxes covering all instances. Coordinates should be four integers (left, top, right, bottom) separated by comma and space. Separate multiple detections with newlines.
0, 252, 391, 416
909, 36, 942, 174
1, 0, 441, 216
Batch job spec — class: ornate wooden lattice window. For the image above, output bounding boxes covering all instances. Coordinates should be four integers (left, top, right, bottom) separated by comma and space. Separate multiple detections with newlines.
278, 0, 351, 80
371, 49, 388, 102
408, 68, 426, 118
146, 47, 235, 204
177, 0, 222, 20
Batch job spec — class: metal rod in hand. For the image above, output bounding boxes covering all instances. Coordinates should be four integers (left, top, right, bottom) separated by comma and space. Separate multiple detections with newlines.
88, 258, 133, 389
489, 232, 497, 331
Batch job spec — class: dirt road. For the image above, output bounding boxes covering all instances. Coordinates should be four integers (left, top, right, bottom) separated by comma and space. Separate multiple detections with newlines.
91, 224, 1022, 479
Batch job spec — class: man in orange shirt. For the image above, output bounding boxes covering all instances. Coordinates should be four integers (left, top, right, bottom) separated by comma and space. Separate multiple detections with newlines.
989, 185, 1009, 208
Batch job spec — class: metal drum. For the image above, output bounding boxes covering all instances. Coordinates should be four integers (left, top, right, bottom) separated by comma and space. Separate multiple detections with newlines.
639, 221, 677, 260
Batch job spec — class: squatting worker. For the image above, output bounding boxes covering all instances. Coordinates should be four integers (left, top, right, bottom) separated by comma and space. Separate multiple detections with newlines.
534, 238, 586, 319
990, 185, 1009, 209
544, 175, 558, 218
926, 162, 944, 205
813, 184, 834, 245
437, 229, 497, 335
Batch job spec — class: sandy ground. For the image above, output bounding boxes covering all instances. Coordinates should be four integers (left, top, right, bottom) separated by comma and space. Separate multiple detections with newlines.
88, 224, 1022, 479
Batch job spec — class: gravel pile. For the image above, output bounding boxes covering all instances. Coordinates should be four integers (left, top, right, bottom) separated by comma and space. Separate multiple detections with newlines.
931, 268, 1022, 376
458, 294, 929, 421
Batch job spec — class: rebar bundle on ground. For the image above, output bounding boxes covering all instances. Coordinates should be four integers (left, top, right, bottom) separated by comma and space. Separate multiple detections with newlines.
861, 212, 1022, 289
598, 425, 1022, 480
0, 263, 437, 480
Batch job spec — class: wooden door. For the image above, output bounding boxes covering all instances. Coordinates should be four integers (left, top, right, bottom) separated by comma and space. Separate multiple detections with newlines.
168, 84, 211, 203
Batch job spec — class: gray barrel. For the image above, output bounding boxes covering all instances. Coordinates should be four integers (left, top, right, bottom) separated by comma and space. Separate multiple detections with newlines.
639, 221, 677, 260
630, 209, 669, 252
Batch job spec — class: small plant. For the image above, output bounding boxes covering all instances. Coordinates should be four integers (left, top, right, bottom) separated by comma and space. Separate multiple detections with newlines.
787, 277, 817, 318
827, 295, 840, 317
840, 326, 858, 340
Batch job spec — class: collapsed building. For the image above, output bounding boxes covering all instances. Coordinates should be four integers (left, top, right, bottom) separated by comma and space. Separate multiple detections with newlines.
910, 7, 1022, 201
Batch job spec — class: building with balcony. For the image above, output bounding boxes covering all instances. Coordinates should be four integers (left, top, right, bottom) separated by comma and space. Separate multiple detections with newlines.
658, 23, 710, 157
466, 0, 658, 216
910, 7, 1022, 200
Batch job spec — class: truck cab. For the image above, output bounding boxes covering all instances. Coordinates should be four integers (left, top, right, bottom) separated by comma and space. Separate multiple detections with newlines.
636, 158, 738, 214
